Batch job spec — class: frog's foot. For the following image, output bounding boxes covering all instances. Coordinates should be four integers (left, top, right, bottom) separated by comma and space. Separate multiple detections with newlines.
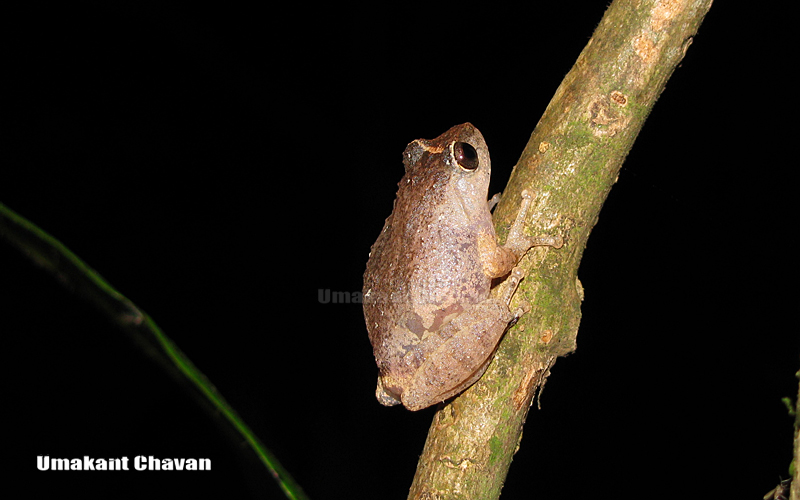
375, 377, 402, 407
506, 191, 563, 255
511, 300, 531, 320
530, 234, 563, 249
497, 267, 526, 307
487, 192, 502, 212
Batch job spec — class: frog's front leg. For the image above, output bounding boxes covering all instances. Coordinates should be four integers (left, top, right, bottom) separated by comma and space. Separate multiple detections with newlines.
481, 190, 563, 279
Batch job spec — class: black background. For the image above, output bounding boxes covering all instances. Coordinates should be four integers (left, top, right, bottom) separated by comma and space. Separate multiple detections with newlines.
6, 2, 796, 499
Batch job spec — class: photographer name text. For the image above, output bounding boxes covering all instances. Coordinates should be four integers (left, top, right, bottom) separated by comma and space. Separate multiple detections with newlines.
37, 455, 210, 471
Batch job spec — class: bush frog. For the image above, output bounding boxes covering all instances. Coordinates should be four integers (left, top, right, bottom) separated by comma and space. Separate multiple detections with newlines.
362, 123, 561, 411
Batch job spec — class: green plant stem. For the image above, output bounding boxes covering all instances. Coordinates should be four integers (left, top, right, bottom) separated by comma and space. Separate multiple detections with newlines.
0, 201, 309, 500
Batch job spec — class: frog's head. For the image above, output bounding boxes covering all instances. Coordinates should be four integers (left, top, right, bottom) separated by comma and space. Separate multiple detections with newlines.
401, 122, 491, 209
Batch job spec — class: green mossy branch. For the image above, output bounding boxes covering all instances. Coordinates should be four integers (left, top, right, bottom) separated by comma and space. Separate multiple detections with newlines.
407, 1, 714, 498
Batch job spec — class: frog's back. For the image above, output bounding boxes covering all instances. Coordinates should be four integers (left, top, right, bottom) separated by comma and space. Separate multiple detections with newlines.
363, 122, 494, 345
363, 177, 492, 343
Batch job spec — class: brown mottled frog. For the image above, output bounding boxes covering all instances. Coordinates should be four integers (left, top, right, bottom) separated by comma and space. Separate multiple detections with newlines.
363, 123, 561, 411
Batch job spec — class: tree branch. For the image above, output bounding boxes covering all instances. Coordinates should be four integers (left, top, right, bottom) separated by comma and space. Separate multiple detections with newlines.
408, 0, 714, 497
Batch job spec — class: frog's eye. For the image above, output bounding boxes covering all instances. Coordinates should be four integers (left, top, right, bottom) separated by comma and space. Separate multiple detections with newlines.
453, 142, 479, 171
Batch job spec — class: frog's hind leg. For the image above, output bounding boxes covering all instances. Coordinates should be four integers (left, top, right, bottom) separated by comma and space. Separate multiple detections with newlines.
400, 299, 513, 411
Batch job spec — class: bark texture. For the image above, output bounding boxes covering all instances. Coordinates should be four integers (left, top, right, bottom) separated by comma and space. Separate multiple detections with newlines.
408, 1, 714, 498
